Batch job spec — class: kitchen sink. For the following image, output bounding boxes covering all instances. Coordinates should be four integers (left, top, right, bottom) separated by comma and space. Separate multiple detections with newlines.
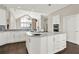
33, 34, 42, 36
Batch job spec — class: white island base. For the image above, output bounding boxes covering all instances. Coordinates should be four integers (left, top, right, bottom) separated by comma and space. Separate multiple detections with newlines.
26, 33, 66, 54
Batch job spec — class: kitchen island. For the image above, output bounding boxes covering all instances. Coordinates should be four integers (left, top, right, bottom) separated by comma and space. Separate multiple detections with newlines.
26, 32, 66, 54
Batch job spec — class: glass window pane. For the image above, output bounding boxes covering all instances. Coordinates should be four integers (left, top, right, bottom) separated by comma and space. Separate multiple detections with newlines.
21, 23, 24, 27
26, 24, 30, 27
20, 15, 32, 29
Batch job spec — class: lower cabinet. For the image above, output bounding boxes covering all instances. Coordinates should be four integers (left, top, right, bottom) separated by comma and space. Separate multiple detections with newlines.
0, 31, 26, 46
47, 33, 66, 54
48, 35, 54, 53
54, 34, 66, 53
26, 36, 47, 54
0, 32, 9, 45
14, 31, 26, 42
26, 33, 66, 54
75, 32, 79, 45
40, 36, 48, 54
26, 36, 40, 54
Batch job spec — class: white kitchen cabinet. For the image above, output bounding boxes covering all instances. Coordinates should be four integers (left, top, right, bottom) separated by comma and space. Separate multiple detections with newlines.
0, 32, 9, 45
26, 36, 48, 54
54, 34, 66, 53
75, 32, 79, 45
26, 33, 66, 54
47, 33, 66, 54
7, 31, 26, 43
0, 9, 6, 25
0, 31, 26, 46
52, 15, 60, 32
52, 15, 60, 24
63, 14, 79, 45
26, 37, 40, 54
14, 31, 26, 42
48, 35, 54, 54
5, 31, 15, 43
40, 36, 48, 54
26, 36, 30, 53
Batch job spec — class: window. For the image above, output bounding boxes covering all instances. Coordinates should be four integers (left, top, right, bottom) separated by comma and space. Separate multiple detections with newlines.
20, 15, 32, 30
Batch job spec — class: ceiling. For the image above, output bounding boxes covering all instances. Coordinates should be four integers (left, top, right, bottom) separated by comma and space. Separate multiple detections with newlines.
3, 4, 69, 14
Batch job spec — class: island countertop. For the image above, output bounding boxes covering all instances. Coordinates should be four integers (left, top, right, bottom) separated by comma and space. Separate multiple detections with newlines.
26, 32, 66, 38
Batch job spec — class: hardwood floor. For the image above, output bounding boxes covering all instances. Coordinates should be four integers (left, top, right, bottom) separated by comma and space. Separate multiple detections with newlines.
57, 41, 79, 54
0, 41, 79, 54
0, 41, 28, 54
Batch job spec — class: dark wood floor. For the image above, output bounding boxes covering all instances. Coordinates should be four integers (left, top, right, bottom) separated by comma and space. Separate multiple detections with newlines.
0, 41, 79, 54
57, 41, 79, 54
0, 41, 28, 54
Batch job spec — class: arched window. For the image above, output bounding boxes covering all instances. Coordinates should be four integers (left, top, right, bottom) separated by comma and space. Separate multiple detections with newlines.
17, 15, 32, 30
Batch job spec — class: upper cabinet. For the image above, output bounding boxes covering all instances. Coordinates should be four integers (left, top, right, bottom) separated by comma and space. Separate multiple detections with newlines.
0, 9, 6, 25
63, 14, 79, 32
52, 15, 60, 24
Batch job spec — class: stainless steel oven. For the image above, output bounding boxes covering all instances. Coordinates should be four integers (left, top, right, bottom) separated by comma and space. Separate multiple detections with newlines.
53, 24, 59, 32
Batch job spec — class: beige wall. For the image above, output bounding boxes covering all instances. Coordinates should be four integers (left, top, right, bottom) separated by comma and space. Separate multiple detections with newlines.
48, 4, 79, 32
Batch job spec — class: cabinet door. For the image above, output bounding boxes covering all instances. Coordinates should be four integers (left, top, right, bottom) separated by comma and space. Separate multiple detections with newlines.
0, 32, 8, 45
8, 32, 15, 43
52, 15, 60, 24
75, 32, 79, 45
48, 35, 54, 54
14, 32, 26, 42
26, 37, 31, 54
40, 36, 48, 54
54, 34, 66, 53
29, 37, 40, 54
63, 15, 76, 43
0, 9, 6, 25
